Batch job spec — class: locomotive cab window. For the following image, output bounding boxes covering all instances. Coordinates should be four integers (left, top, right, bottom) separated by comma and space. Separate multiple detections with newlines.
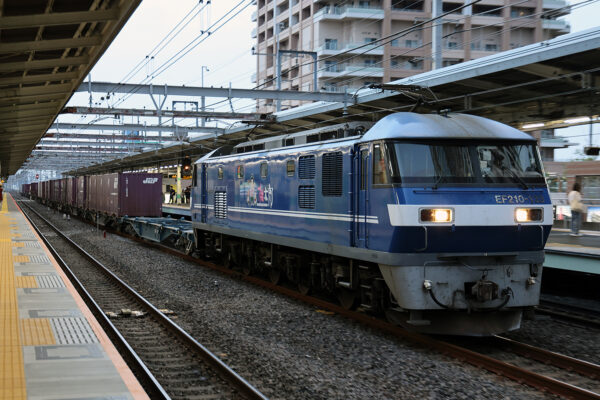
286, 160, 295, 176
236, 165, 244, 179
260, 162, 268, 178
373, 143, 394, 185
217, 166, 224, 180
388, 140, 545, 186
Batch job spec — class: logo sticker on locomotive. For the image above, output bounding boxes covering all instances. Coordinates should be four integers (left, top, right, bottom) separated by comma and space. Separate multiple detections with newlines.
240, 178, 273, 208
143, 178, 159, 184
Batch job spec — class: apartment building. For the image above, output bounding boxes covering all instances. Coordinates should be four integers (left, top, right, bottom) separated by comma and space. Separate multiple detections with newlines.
253, 0, 570, 111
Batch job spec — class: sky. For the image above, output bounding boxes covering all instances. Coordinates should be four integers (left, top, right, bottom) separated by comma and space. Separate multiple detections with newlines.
63, 0, 600, 160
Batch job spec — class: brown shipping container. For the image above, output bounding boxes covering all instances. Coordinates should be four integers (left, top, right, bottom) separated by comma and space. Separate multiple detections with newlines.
66, 177, 77, 206
30, 182, 38, 198
87, 173, 161, 217
22, 184, 30, 196
76, 176, 87, 209
50, 179, 61, 203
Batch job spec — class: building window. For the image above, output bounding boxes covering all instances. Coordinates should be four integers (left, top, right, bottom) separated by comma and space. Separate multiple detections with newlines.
218, 166, 223, 179
485, 43, 498, 51
287, 160, 295, 176
364, 58, 377, 66
260, 162, 268, 178
325, 60, 338, 72
237, 165, 244, 179
391, 39, 399, 47
325, 38, 338, 50
358, 0, 370, 8
364, 37, 377, 43
406, 39, 421, 48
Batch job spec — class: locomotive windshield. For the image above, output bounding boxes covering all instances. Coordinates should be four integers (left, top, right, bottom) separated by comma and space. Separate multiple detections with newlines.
375, 140, 545, 186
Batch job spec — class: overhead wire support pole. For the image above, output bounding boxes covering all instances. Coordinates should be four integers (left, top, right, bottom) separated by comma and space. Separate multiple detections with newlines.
432, 0, 443, 70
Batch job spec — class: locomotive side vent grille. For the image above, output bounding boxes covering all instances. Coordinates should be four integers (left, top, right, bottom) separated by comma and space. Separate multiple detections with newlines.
298, 185, 315, 209
322, 152, 343, 197
214, 191, 227, 219
298, 155, 316, 179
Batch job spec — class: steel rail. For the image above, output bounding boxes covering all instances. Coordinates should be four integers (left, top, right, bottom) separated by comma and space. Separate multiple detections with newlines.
493, 335, 600, 380
116, 232, 600, 400
537, 300, 600, 329
22, 196, 600, 400
14, 200, 170, 400
18, 200, 268, 400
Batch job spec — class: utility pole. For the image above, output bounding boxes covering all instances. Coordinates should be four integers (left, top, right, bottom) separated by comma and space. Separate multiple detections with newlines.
201, 66, 209, 127
431, 0, 443, 70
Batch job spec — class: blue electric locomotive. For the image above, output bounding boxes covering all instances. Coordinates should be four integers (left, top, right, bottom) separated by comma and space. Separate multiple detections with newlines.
190, 112, 552, 335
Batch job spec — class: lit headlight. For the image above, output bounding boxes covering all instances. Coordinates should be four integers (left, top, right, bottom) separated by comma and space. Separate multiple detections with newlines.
420, 208, 453, 223
515, 208, 543, 222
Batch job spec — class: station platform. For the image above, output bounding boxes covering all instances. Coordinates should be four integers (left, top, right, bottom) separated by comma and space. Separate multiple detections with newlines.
1, 194, 148, 400
544, 228, 600, 275
161, 203, 191, 218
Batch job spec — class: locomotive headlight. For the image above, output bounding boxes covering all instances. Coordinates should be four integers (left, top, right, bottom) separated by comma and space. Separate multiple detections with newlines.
420, 208, 453, 223
515, 207, 543, 223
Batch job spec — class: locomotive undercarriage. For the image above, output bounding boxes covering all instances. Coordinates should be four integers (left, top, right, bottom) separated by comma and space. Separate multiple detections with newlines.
194, 229, 391, 314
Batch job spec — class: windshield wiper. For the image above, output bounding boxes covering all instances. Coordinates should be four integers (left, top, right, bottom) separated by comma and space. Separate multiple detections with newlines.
501, 166, 529, 189
432, 174, 445, 190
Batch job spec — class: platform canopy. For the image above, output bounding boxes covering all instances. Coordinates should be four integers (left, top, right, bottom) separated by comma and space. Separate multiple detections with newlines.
0, 0, 141, 177
68, 27, 600, 176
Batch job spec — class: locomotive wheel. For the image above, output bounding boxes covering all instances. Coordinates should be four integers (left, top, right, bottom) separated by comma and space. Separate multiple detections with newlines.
223, 250, 234, 269
268, 268, 281, 284
297, 281, 311, 296
242, 258, 252, 276
337, 288, 358, 310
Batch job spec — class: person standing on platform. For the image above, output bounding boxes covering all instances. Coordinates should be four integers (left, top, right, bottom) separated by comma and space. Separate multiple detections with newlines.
170, 187, 176, 204
0, 183, 3, 205
568, 182, 584, 236
184, 186, 190, 204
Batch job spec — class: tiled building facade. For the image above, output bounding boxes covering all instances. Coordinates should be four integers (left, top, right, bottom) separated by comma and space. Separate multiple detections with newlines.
253, 0, 570, 111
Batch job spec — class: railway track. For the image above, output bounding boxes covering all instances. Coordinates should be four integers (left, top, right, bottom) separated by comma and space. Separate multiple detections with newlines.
22, 198, 600, 399
537, 299, 600, 329
18, 200, 268, 400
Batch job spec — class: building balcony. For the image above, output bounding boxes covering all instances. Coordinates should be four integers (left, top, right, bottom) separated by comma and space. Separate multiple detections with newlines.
314, 6, 385, 22
251, 27, 257, 39
251, 10, 257, 22
317, 64, 384, 78
543, 0, 568, 9
542, 18, 571, 32
342, 42, 384, 55
251, 73, 257, 84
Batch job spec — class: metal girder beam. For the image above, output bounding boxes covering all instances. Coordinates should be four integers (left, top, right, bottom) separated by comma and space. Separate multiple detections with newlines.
0, 36, 103, 54
44, 132, 180, 142
50, 122, 224, 134
76, 81, 349, 102
0, 9, 120, 29
0, 92, 70, 105
39, 140, 161, 148
0, 72, 80, 86
34, 146, 135, 153
0, 102, 59, 113
61, 106, 274, 121
0, 83, 73, 98
0, 56, 89, 73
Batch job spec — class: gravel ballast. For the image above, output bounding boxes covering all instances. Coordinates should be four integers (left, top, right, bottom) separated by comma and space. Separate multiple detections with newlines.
26, 200, 586, 399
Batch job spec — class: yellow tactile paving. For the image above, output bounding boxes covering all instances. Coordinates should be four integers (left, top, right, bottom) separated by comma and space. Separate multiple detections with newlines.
13, 255, 29, 263
11, 242, 24, 248
20, 319, 55, 346
15, 276, 37, 288
0, 208, 26, 399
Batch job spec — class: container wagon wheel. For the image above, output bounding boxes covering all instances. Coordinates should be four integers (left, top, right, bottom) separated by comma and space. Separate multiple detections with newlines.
268, 268, 281, 285
337, 288, 357, 310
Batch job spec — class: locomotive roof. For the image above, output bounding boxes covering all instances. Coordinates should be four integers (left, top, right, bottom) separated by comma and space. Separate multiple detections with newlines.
359, 112, 535, 143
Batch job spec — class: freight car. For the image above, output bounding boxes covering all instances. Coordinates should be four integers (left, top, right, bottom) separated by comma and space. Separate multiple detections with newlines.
190, 112, 552, 336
